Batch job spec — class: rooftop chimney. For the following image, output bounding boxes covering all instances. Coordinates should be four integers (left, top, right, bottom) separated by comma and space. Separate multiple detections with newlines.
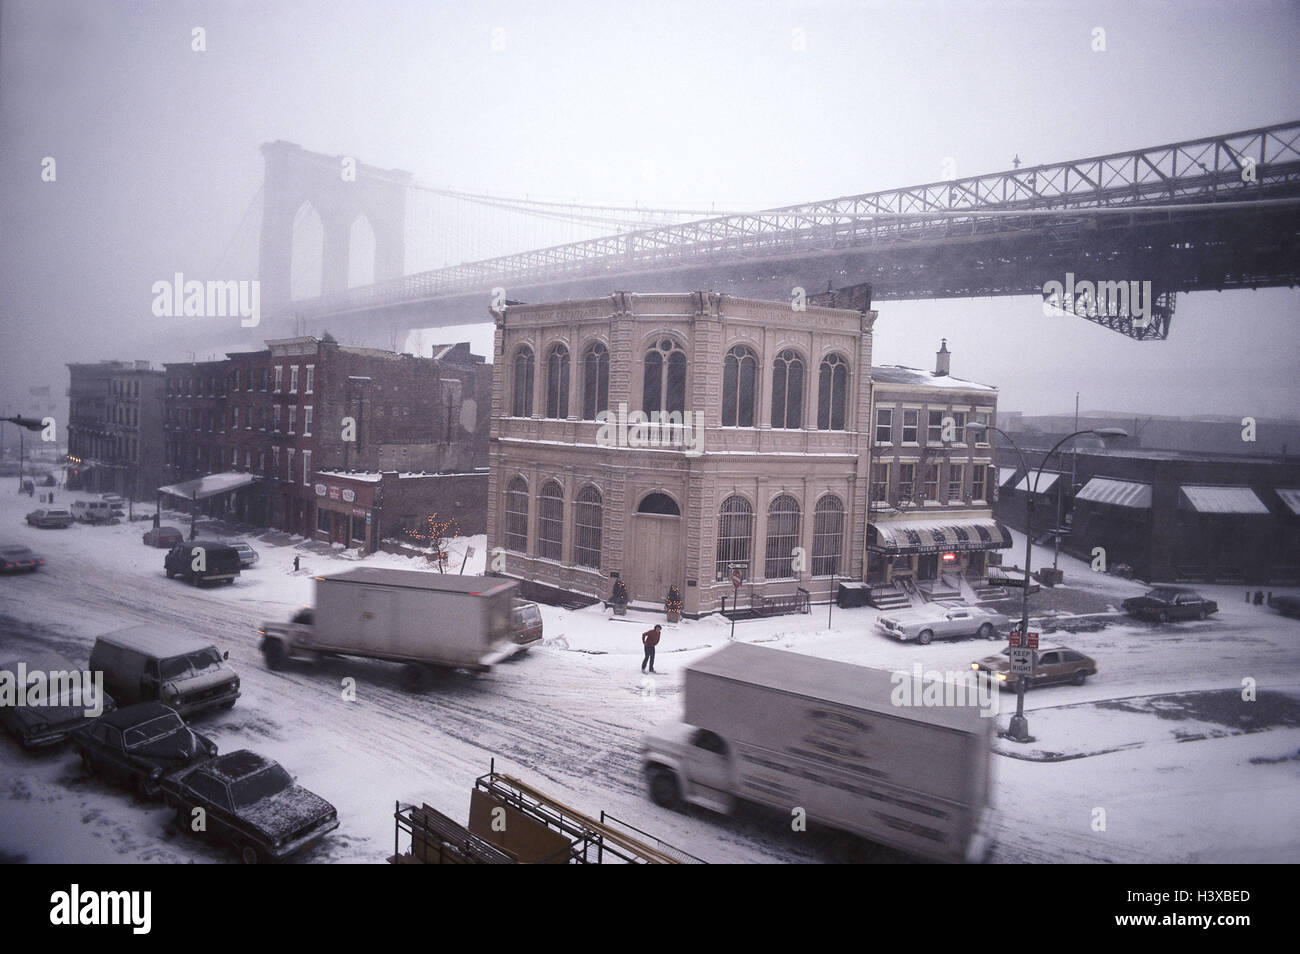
934, 339, 950, 377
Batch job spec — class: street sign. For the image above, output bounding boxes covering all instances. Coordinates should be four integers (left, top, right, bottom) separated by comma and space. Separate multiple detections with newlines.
730, 568, 743, 589
467, 546, 476, 558
1026, 631, 1039, 649
1010, 647, 1034, 675
1008, 630, 1021, 647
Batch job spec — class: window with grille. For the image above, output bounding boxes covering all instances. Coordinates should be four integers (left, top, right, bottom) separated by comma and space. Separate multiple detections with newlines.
538, 481, 564, 559
504, 477, 528, 552
573, 485, 603, 568
764, 494, 802, 580
715, 495, 754, 580
812, 496, 844, 576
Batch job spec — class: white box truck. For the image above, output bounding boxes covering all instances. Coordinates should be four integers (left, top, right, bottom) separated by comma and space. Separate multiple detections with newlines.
258, 569, 519, 690
639, 642, 995, 863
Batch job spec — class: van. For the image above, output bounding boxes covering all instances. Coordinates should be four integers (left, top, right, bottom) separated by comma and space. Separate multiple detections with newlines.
89, 626, 239, 716
72, 500, 116, 524
164, 541, 242, 585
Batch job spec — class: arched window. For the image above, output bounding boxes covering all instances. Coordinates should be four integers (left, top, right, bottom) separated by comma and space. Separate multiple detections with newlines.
574, 485, 603, 568
642, 338, 686, 418
817, 353, 849, 430
812, 495, 845, 576
504, 476, 529, 552
715, 495, 754, 580
722, 345, 758, 427
538, 480, 564, 560
512, 347, 535, 417
582, 342, 609, 420
636, 492, 681, 516
771, 349, 805, 429
545, 343, 570, 419
764, 494, 802, 579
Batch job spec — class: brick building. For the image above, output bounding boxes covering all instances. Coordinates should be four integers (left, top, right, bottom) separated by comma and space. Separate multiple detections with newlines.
66, 360, 165, 498
486, 292, 876, 617
865, 341, 1011, 597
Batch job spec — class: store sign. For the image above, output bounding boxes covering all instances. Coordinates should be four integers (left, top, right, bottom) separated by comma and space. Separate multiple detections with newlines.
941, 552, 957, 563
314, 483, 326, 497
352, 507, 367, 518
342, 489, 356, 503
328, 487, 341, 500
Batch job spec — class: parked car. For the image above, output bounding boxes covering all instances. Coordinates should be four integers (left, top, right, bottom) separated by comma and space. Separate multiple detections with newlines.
511, 598, 544, 648
971, 644, 1097, 690
1267, 594, 1300, 619
164, 540, 241, 585
230, 542, 260, 568
160, 750, 339, 863
25, 508, 74, 529
877, 602, 1011, 644
0, 545, 43, 573
1122, 587, 1218, 622
72, 702, 217, 798
71, 500, 116, 524
143, 525, 185, 548
0, 649, 115, 747
89, 626, 240, 716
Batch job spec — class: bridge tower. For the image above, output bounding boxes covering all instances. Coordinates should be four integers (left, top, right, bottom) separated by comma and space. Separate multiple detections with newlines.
259, 141, 413, 312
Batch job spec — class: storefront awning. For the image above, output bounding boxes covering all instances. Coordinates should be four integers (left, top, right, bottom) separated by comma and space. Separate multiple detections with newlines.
1012, 471, 1063, 495
1277, 489, 1300, 516
869, 518, 1013, 554
157, 471, 259, 501
1074, 477, 1152, 509
998, 467, 1019, 488
1178, 485, 1268, 515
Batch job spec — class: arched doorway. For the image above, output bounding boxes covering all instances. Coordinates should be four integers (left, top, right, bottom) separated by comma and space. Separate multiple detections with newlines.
628, 492, 682, 604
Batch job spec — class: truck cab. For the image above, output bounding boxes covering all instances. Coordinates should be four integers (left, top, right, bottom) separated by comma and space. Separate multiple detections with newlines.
641, 721, 736, 815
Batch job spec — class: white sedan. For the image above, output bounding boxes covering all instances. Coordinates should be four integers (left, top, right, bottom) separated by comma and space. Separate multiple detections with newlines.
876, 602, 1011, 645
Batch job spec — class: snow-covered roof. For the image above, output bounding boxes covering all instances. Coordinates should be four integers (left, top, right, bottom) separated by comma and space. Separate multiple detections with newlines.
1013, 471, 1063, 494
157, 471, 258, 500
871, 365, 997, 392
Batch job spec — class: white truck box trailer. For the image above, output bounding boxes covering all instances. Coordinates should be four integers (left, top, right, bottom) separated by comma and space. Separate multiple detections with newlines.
259, 569, 518, 689
640, 642, 995, 863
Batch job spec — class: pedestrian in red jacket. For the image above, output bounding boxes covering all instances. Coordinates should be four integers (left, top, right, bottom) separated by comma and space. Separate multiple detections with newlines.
641, 624, 661, 673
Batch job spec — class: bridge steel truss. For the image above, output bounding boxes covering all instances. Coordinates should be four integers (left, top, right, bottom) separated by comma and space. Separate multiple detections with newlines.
288, 121, 1300, 340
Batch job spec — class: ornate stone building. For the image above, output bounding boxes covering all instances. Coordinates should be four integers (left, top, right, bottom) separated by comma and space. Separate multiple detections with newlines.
486, 292, 877, 618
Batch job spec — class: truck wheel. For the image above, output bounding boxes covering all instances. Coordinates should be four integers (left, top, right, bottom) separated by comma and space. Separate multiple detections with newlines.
263, 639, 287, 670
403, 663, 434, 692
917, 629, 934, 646
647, 767, 681, 809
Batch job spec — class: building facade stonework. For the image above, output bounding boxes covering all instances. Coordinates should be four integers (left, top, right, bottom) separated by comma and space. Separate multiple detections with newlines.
486, 292, 877, 617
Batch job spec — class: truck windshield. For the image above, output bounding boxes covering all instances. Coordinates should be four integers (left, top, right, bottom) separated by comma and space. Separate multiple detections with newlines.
231, 765, 293, 808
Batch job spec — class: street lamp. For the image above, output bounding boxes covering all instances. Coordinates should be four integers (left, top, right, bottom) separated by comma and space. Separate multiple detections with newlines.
2, 416, 45, 493
967, 423, 1127, 742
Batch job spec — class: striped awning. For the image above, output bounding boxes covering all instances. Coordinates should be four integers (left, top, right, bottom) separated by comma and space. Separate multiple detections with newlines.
1178, 485, 1268, 515
1277, 489, 1300, 516
1074, 477, 1152, 509
869, 518, 1013, 554
1013, 471, 1063, 495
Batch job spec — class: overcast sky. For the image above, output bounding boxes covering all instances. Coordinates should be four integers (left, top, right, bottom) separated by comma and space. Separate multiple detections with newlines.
1, 0, 1297, 422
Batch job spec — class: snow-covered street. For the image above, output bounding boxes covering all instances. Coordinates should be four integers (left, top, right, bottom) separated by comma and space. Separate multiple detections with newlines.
2, 487, 1297, 864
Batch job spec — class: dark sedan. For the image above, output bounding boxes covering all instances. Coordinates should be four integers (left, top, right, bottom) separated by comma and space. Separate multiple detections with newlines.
0, 545, 43, 573
161, 750, 339, 863
1122, 587, 1218, 622
0, 650, 115, 747
72, 702, 217, 798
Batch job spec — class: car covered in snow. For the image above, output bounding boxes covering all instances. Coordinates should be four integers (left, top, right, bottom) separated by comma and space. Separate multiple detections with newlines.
0, 649, 115, 747
0, 545, 43, 573
970, 644, 1097, 690
230, 542, 260, 568
160, 750, 339, 863
25, 508, 74, 529
72, 702, 217, 798
876, 602, 1011, 644
1121, 587, 1218, 622
143, 525, 184, 548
